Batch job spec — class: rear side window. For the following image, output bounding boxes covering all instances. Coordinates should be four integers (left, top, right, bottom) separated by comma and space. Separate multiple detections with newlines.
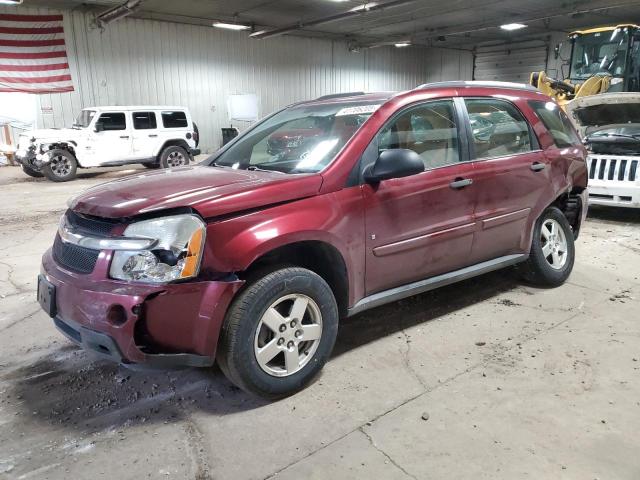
97, 112, 126, 131
465, 99, 533, 159
133, 111, 157, 130
377, 100, 460, 170
528, 101, 582, 147
161, 111, 188, 128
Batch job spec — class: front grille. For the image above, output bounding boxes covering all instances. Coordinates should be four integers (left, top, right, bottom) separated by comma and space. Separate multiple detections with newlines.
52, 234, 100, 274
66, 209, 118, 236
588, 155, 638, 182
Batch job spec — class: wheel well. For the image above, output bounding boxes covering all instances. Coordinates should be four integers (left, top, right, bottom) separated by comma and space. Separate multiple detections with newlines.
46, 142, 76, 157
158, 140, 190, 158
550, 186, 585, 237
240, 241, 349, 318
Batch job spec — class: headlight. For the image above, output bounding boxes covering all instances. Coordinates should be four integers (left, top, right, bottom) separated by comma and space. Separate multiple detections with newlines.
109, 214, 206, 283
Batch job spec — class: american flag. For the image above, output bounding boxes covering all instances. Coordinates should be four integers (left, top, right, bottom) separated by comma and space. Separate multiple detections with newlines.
0, 13, 74, 93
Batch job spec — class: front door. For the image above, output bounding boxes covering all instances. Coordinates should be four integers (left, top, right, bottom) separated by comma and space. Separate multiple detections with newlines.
363, 99, 477, 295
88, 112, 133, 165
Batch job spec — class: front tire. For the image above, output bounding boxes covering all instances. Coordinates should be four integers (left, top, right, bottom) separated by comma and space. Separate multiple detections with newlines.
43, 149, 77, 182
217, 267, 339, 399
159, 146, 189, 168
519, 206, 575, 287
21, 164, 44, 178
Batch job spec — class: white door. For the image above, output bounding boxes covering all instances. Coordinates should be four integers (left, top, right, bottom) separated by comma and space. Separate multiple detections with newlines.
87, 112, 133, 165
130, 111, 159, 160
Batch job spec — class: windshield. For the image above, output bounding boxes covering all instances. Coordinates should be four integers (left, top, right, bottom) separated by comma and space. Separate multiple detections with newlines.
569, 28, 630, 81
74, 109, 96, 128
207, 101, 380, 174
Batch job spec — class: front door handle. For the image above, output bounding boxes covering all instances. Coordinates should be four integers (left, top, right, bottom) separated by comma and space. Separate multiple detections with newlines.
450, 177, 473, 189
119, 135, 130, 139
530, 162, 546, 171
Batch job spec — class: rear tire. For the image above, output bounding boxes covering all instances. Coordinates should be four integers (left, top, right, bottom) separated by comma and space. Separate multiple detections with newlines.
21, 164, 43, 178
217, 267, 339, 399
43, 149, 77, 182
519, 206, 575, 287
159, 146, 189, 168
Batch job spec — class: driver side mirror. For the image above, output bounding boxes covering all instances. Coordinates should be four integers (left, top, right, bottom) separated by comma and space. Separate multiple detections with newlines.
364, 149, 424, 184
94, 122, 104, 133
554, 43, 562, 60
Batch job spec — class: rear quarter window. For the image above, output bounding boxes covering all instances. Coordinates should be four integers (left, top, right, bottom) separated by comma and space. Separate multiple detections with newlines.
161, 111, 188, 128
529, 101, 581, 147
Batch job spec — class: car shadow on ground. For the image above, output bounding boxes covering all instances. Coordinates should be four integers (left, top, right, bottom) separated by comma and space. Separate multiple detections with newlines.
5, 269, 522, 436
588, 205, 640, 224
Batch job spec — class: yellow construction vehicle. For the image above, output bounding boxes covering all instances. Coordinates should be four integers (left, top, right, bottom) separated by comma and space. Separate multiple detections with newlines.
530, 25, 640, 107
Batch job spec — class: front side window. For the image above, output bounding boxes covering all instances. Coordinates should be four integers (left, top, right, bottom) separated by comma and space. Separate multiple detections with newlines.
529, 101, 581, 147
465, 99, 533, 159
74, 110, 95, 128
97, 112, 126, 131
377, 100, 460, 169
209, 102, 379, 174
162, 111, 188, 128
133, 111, 157, 130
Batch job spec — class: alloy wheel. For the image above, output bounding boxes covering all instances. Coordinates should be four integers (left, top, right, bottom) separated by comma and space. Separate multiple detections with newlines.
540, 218, 568, 270
50, 155, 72, 177
167, 151, 187, 167
254, 294, 323, 377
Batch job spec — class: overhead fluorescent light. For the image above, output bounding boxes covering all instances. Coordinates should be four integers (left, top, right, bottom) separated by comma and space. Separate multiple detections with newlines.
350, 2, 378, 12
0, 0, 23, 4
394, 42, 411, 48
500, 23, 527, 31
213, 22, 251, 31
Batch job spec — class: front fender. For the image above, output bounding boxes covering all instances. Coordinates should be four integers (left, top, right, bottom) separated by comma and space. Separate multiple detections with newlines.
200, 187, 366, 306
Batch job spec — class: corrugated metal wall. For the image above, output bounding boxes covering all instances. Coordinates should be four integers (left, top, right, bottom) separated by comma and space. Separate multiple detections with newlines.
1, 5, 473, 152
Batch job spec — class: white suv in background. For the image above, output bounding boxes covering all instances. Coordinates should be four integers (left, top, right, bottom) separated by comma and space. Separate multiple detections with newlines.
15, 106, 200, 182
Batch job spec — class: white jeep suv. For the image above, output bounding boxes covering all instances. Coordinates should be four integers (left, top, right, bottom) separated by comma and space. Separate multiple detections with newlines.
15, 106, 200, 182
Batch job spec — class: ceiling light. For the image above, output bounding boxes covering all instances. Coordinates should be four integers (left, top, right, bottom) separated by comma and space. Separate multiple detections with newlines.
350, 2, 378, 12
0, 0, 23, 4
213, 22, 251, 31
394, 42, 411, 48
500, 23, 527, 31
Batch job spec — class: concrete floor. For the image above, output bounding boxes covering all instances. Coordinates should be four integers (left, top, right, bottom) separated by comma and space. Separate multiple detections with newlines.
0, 164, 639, 480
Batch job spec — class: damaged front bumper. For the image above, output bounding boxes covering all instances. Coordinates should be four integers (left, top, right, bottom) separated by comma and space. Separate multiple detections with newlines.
40, 249, 243, 368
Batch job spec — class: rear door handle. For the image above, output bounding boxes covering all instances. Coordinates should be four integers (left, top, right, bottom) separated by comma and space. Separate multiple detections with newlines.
119, 135, 130, 139
148, 134, 158, 138
530, 162, 546, 171
450, 178, 473, 189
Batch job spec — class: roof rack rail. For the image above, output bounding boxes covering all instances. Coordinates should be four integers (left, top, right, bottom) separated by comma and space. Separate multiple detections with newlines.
316, 91, 366, 100
414, 81, 539, 92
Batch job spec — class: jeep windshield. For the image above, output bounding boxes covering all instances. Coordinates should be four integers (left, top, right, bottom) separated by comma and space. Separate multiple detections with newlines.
73, 109, 96, 129
207, 101, 381, 174
569, 28, 630, 81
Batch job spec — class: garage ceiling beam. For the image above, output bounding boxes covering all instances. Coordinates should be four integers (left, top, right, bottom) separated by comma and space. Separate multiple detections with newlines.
249, 0, 419, 39
358, 0, 640, 46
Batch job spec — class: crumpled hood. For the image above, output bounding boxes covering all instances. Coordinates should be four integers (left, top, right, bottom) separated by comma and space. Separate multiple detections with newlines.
20, 128, 81, 142
69, 165, 323, 219
567, 92, 640, 134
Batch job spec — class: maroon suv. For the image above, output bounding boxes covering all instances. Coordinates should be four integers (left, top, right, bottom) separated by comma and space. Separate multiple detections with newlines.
39, 82, 588, 398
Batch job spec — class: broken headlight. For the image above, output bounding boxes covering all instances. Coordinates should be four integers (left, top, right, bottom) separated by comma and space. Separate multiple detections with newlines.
110, 214, 206, 283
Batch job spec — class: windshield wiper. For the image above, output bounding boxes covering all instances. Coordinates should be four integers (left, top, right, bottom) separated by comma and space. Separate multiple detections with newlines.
246, 165, 285, 174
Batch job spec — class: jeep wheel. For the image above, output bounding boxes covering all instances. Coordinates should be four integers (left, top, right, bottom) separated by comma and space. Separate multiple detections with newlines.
519, 206, 575, 287
43, 150, 77, 182
217, 267, 339, 399
21, 165, 44, 178
159, 146, 189, 168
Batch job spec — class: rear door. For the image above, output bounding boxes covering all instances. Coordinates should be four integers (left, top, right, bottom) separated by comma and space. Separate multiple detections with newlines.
362, 99, 477, 295
131, 111, 158, 160
463, 97, 550, 264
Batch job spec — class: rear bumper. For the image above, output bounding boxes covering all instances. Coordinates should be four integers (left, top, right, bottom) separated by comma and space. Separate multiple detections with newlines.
41, 249, 243, 367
